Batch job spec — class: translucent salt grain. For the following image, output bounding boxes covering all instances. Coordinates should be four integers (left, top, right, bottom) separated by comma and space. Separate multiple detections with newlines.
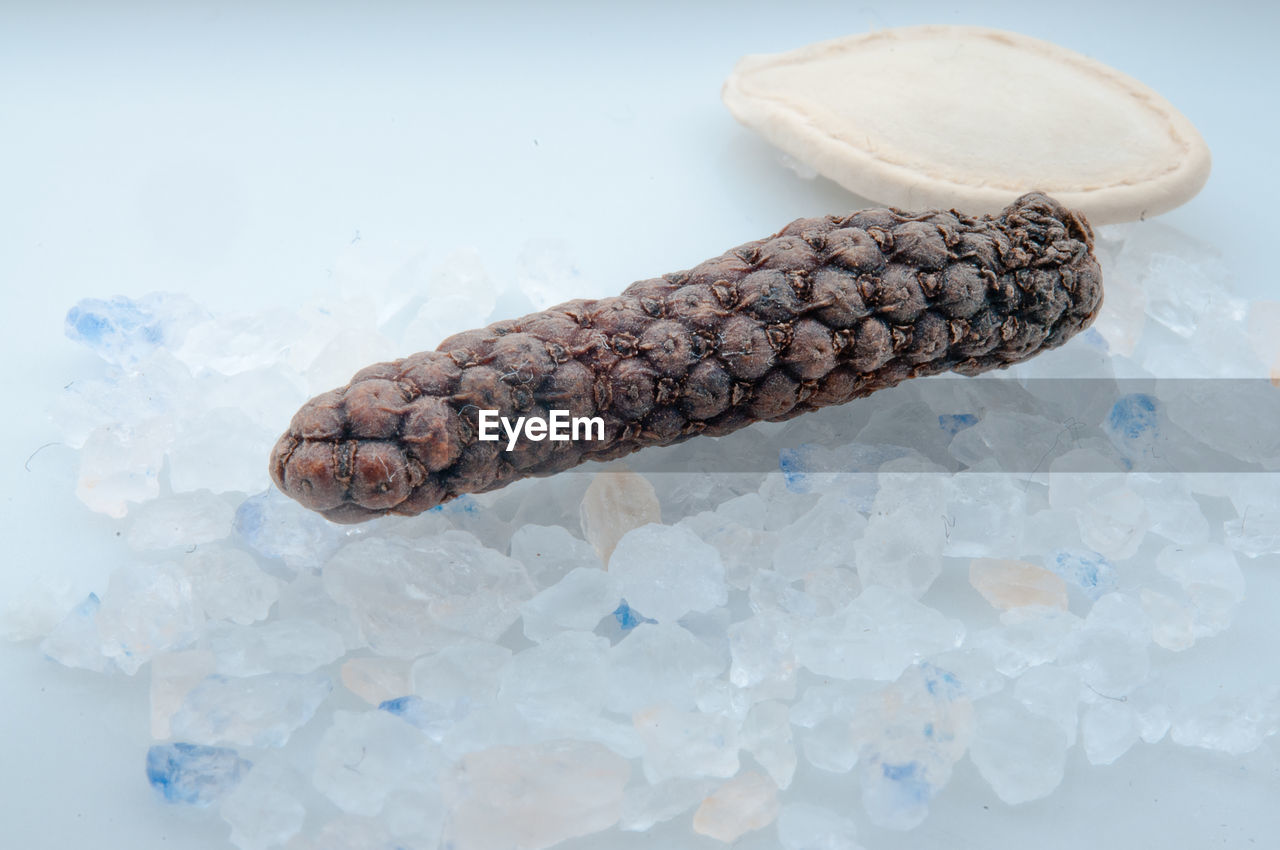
742, 701, 797, 789
508, 524, 599, 586
40, 593, 112, 673
793, 586, 963, 681
729, 613, 797, 702
777, 802, 862, 850
772, 493, 866, 580
342, 657, 415, 706
442, 739, 629, 850
606, 621, 726, 714
519, 567, 620, 642
183, 546, 281, 625
1081, 700, 1141, 765
634, 703, 740, 783
608, 524, 726, 622
65, 292, 207, 368
412, 642, 512, 714
76, 420, 172, 517
853, 471, 947, 596
1170, 692, 1280, 755
168, 406, 275, 494
1223, 475, 1280, 557
146, 742, 250, 807
313, 710, 441, 816
233, 488, 346, 572
96, 563, 202, 674
322, 532, 534, 657
208, 619, 346, 676
942, 474, 1026, 558
969, 559, 1068, 611
150, 650, 217, 739
1013, 665, 1082, 746
972, 606, 1082, 678
500, 631, 610, 715
1139, 588, 1196, 651
1155, 543, 1246, 635
580, 470, 662, 564
693, 771, 780, 843
170, 672, 332, 748
969, 696, 1069, 804
219, 758, 306, 850
619, 777, 720, 832
125, 491, 236, 550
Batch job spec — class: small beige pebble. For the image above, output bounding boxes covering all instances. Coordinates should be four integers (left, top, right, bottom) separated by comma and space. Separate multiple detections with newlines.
723, 26, 1210, 224
579, 467, 662, 565
692, 771, 781, 843
970, 558, 1069, 610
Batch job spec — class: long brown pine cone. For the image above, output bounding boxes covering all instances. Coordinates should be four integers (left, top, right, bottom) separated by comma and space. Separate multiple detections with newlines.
270, 192, 1103, 523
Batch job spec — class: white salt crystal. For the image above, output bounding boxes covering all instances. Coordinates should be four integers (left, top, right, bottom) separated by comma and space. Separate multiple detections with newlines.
208, 619, 346, 676
1076, 486, 1149, 560
395, 249, 498, 350
514, 238, 582, 311
519, 567, 620, 642
313, 710, 441, 817
741, 701, 797, 789
1013, 665, 1082, 746
971, 606, 1082, 677
749, 570, 818, 618
1061, 596, 1151, 698
1139, 588, 1196, 651
171, 672, 332, 748
853, 470, 947, 596
969, 696, 1069, 804
341, 657, 414, 706
634, 703, 740, 783
605, 621, 726, 714
1081, 700, 1141, 765
322, 532, 534, 657
949, 411, 1070, 472
729, 613, 797, 702
442, 739, 629, 850
76, 420, 172, 517
96, 563, 202, 674
580, 470, 662, 564
608, 523, 726, 622
1170, 692, 1280, 756
942, 474, 1026, 558
772, 493, 866, 580
793, 585, 963, 681
125, 491, 236, 550
500, 631, 610, 715
40, 593, 112, 673
508, 524, 599, 586
1129, 475, 1210, 545
182, 546, 281, 625
693, 771, 780, 843
1155, 543, 1245, 638
274, 573, 365, 652
413, 642, 512, 711
151, 650, 217, 739
219, 758, 306, 850
168, 407, 275, 495
777, 802, 862, 850
233, 487, 346, 572
802, 566, 861, 617
618, 777, 720, 832
969, 559, 1068, 611
1224, 474, 1280, 557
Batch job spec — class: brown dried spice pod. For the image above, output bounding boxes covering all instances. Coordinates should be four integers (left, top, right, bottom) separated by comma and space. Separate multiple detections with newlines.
270, 193, 1102, 523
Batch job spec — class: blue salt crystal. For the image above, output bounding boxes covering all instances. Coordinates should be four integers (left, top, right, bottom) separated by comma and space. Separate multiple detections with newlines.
612, 600, 655, 630
1048, 549, 1117, 599
880, 761, 932, 804
233, 489, 342, 570
1104, 393, 1161, 466
938, 414, 979, 437
146, 742, 251, 806
64, 293, 204, 367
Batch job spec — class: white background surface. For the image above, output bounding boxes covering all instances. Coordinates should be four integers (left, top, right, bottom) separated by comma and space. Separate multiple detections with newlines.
2, 1, 1278, 848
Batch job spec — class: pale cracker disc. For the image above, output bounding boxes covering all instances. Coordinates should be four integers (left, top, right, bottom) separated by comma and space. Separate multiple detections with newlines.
722, 26, 1211, 224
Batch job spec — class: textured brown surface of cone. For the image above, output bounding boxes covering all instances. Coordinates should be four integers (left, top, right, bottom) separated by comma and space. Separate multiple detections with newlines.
270, 193, 1102, 523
